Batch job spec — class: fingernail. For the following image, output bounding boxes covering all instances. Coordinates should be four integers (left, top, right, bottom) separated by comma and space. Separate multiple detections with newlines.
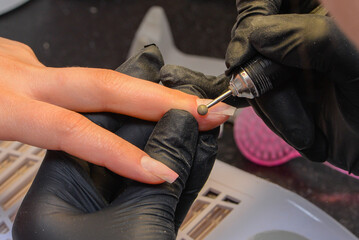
197, 99, 236, 116
141, 156, 179, 183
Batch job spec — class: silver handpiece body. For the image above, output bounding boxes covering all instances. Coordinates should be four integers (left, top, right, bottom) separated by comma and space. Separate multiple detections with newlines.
204, 64, 267, 110
229, 68, 261, 99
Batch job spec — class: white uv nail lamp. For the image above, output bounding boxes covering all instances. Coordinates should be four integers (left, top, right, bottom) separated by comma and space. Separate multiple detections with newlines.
0, 0, 29, 16
176, 160, 357, 240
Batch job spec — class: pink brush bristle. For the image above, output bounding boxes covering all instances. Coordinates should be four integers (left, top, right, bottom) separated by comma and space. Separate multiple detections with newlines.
234, 107, 359, 180
234, 107, 301, 167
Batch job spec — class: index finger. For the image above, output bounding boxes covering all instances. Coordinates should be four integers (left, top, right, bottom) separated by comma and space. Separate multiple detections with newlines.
31, 67, 229, 131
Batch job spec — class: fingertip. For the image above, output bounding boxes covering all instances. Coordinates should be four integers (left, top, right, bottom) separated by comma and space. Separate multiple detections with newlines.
140, 156, 179, 184
194, 99, 234, 131
284, 127, 315, 150
298, 129, 328, 163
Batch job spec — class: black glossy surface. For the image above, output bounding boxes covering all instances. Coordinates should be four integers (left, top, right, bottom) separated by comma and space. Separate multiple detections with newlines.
1, 0, 358, 238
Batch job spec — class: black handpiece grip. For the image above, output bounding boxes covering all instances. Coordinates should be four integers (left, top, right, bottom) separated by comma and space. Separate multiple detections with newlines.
242, 56, 293, 96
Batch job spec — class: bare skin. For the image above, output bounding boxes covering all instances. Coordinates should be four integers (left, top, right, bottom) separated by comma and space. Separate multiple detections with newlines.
0, 37, 230, 184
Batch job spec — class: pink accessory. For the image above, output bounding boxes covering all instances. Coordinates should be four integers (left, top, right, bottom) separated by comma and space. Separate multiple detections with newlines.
233, 107, 359, 180
233, 107, 300, 167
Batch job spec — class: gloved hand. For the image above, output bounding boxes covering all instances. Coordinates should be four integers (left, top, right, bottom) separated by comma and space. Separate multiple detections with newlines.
163, 0, 359, 173
224, 0, 359, 172
12, 46, 219, 240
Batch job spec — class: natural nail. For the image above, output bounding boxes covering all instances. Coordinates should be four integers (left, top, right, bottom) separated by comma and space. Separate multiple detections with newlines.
141, 156, 179, 183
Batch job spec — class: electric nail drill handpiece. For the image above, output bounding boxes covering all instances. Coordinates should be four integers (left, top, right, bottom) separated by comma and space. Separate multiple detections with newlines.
197, 56, 292, 115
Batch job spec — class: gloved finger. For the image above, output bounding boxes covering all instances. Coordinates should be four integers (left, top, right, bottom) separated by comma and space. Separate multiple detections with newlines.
253, 84, 314, 150
252, 96, 328, 162
225, 0, 282, 74
248, 100, 281, 136
173, 127, 219, 232
160, 65, 248, 108
160, 65, 227, 98
166, 83, 220, 230
298, 128, 328, 162
107, 109, 199, 239
251, 85, 328, 162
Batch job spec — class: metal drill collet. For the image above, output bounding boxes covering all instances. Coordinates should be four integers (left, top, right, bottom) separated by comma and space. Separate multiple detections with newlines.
198, 69, 260, 114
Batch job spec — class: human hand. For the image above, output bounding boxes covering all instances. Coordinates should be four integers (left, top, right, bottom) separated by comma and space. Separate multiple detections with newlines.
0, 38, 228, 183
225, 0, 359, 171
13, 96, 219, 240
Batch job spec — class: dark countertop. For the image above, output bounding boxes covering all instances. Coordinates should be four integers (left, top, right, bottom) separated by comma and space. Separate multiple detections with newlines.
1, 0, 358, 237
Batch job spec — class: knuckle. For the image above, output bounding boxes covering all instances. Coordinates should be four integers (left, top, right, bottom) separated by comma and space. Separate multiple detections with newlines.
94, 69, 125, 107
48, 68, 67, 86
56, 111, 91, 149
97, 69, 124, 92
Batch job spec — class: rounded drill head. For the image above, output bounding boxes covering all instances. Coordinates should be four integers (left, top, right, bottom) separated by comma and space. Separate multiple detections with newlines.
197, 104, 208, 116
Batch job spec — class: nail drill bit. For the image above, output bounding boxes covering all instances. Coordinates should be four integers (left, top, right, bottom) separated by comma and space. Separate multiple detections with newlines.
197, 56, 291, 115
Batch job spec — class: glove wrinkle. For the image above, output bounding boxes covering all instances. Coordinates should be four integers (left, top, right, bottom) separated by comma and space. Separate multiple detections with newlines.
226, 0, 283, 74
174, 128, 219, 232
116, 44, 164, 82
145, 110, 198, 186
160, 65, 219, 98
45, 151, 108, 213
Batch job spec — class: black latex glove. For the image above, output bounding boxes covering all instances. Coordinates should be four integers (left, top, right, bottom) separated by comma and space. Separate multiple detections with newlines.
12, 45, 219, 240
224, 0, 359, 171
163, 1, 359, 173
